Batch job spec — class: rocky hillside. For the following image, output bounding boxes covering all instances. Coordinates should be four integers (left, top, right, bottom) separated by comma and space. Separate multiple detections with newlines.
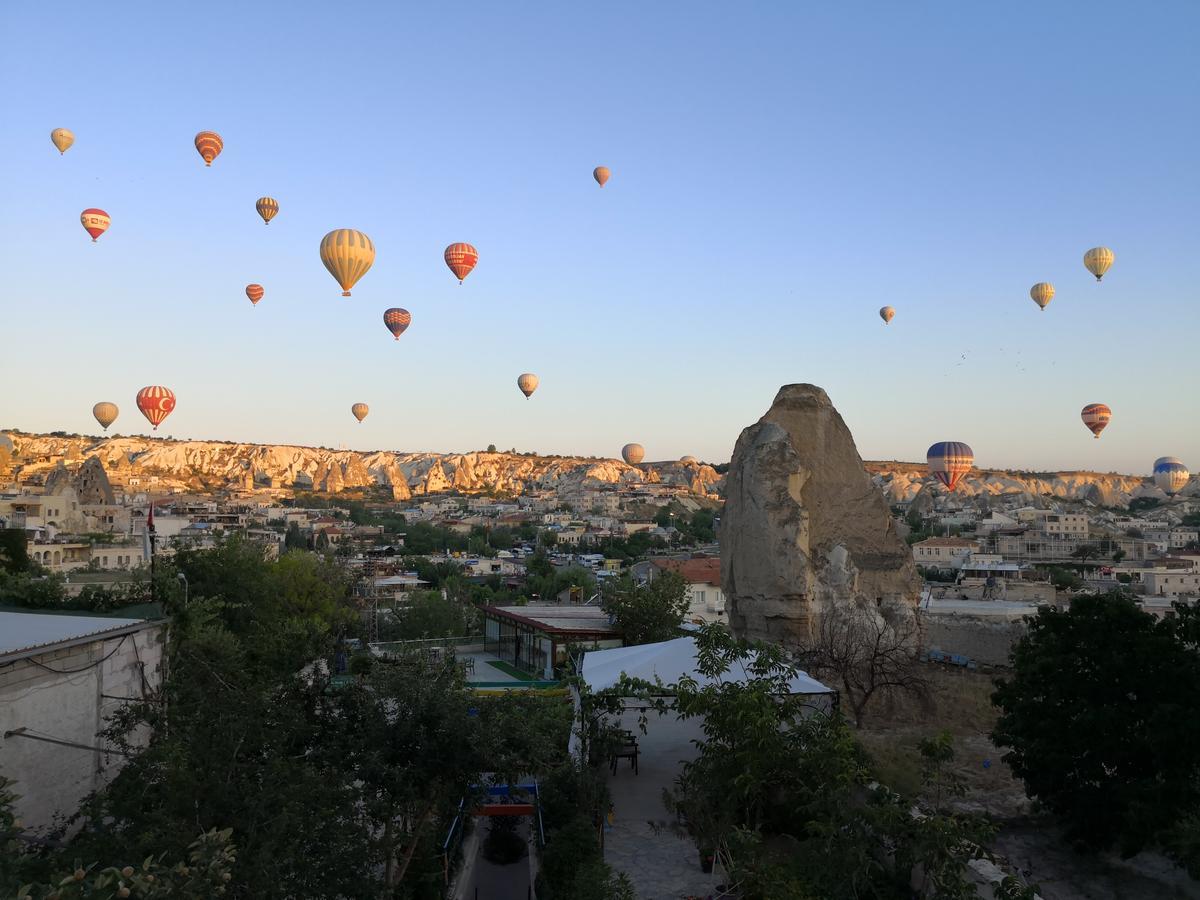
0, 432, 722, 500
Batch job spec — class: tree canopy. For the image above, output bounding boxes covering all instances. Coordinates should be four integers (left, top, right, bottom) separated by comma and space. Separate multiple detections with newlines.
602, 571, 688, 645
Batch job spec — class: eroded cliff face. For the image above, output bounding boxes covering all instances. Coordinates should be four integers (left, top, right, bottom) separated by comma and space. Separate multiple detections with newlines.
0, 433, 722, 499
721, 385, 921, 646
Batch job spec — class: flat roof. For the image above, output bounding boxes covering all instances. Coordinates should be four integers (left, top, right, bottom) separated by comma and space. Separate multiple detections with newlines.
484, 604, 619, 636
0, 610, 157, 660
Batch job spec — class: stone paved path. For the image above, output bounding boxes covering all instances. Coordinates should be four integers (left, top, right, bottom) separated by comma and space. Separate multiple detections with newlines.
604, 820, 725, 900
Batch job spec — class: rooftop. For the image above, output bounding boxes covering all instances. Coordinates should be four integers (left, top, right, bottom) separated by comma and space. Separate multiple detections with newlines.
484, 604, 619, 636
913, 537, 979, 548
650, 556, 721, 586
0, 610, 154, 660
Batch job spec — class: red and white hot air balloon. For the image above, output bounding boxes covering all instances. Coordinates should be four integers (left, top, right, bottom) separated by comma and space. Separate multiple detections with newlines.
246, 284, 264, 306
136, 386, 176, 431
1080, 403, 1111, 439
444, 243, 478, 283
926, 441, 974, 491
194, 131, 223, 166
80, 208, 110, 242
383, 308, 412, 340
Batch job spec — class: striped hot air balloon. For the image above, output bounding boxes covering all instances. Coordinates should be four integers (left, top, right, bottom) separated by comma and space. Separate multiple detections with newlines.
80, 208, 110, 242
1083, 247, 1114, 281
622, 443, 645, 465
1080, 403, 1111, 439
194, 131, 223, 166
517, 373, 539, 398
383, 308, 412, 340
1153, 457, 1190, 495
92, 402, 118, 431
255, 196, 279, 224
246, 284, 264, 306
444, 243, 478, 283
879, 306, 895, 324
351, 403, 369, 423
136, 386, 176, 431
927, 441, 974, 491
1030, 282, 1054, 311
51, 128, 75, 155
593, 166, 611, 187
320, 229, 375, 296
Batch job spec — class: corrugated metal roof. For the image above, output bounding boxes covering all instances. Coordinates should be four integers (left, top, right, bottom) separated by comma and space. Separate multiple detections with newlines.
0, 610, 147, 658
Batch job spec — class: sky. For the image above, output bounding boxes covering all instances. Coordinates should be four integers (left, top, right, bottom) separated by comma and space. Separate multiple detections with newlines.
1, 1, 1197, 474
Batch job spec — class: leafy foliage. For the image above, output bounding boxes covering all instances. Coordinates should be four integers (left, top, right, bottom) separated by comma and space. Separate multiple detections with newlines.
602, 571, 688, 645
993, 593, 1200, 856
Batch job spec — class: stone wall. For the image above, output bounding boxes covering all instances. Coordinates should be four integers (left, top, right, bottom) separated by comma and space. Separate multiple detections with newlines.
919, 614, 1025, 668
0, 623, 166, 833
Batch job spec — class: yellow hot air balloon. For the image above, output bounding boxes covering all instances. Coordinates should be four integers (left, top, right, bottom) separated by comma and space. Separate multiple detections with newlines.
1030, 282, 1054, 311
517, 373, 539, 399
320, 230, 375, 297
92, 402, 118, 430
351, 403, 369, 423
1083, 247, 1114, 281
51, 128, 75, 155
256, 197, 279, 224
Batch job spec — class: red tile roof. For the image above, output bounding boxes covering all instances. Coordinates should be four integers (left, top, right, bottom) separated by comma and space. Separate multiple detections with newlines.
651, 556, 721, 586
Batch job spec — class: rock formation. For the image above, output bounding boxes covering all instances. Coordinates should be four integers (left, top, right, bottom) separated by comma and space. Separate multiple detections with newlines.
721, 384, 921, 646
74, 456, 115, 505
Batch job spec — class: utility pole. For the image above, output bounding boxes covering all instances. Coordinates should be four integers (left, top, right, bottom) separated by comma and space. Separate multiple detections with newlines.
146, 502, 157, 604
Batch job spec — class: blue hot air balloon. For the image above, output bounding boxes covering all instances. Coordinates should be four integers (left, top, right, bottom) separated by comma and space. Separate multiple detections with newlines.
927, 442, 974, 491
1153, 457, 1190, 495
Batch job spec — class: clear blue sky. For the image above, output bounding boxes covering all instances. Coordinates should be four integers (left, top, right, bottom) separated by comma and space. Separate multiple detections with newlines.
2, 1, 1197, 474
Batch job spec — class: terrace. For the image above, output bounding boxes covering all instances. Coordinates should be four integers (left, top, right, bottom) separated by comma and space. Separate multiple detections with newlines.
369, 637, 562, 692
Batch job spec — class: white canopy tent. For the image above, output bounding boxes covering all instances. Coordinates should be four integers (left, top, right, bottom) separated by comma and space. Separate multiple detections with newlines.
579, 636, 834, 697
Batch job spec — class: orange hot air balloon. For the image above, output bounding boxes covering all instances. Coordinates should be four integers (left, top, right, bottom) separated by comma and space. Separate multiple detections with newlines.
80, 208, 111, 242
136, 386, 176, 431
593, 166, 611, 187
255, 196, 278, 224
444, 243, 478, 283
1080, 403, 1111, 439
351, 403, 369, 423
383, 308, 412, 340
246, 284, 265, 306
194, 131, 223, 166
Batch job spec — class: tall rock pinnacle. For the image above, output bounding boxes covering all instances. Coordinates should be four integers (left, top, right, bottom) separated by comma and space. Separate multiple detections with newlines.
720, 384, 920, 645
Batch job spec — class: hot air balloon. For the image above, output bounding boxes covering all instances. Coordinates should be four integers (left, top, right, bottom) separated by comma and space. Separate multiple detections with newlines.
246, 284, 264, 306
136, 386, 176, 431
622, 443, 645, 465
879, 306, 895, 324
51, 128, 75, 155
444, 243, 478, 283
320, 229, 375, 296
517, 373, 539, 398
80, 208, 110, 242
1030, 282, 1054, 311
680, 455, 698, 465
256, 197, 279, 224
1080, 403, 1111, 439
383, 308, 411, 340
1153, 457, 1190, 495
593, 166, 610, 187
1083, 247, 1114, 281
927, 441, 974, 491
351, 403, 369, 423
194, 131, 223, 166
92, 402, 118, 431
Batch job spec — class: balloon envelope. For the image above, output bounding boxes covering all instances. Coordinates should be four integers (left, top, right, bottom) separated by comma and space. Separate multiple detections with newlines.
1080, 403, 1111, 438
92, 402, 118, 430
351, 403, 369, 423
136, 386, 176, 431
1030, 282, 1054, 311
51, 128, 74, 154
1083, 247, 1114, 281
593, 166, 610, 187
927, 441, 974, 491
80, 208, 110, 242
879, 306, 895, 324
517, 373, 539, 398
256, 197, 279, 224
622, 443, 645, 465
444, 243, 478, 283
680, 455, 698, 465
194, 131, 223, 166
383, 308, 412, 340
320, 230, 375, 296
246, 284, 264, 306
1153, 457, 1190, 495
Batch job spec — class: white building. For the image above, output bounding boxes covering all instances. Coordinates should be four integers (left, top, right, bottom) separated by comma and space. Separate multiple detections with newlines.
0, 611, 167, 834
1143, 571, 1200, 600
912, 537, 979, 570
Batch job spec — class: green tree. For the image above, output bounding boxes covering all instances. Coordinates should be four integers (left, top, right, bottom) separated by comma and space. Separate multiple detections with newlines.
389, 590, 476, 639
602, 572, 688, 645
1070, 543, 1100, 564
993, 594, 1200, 854
0, 529, 30, 575
284, 521, 307, 550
